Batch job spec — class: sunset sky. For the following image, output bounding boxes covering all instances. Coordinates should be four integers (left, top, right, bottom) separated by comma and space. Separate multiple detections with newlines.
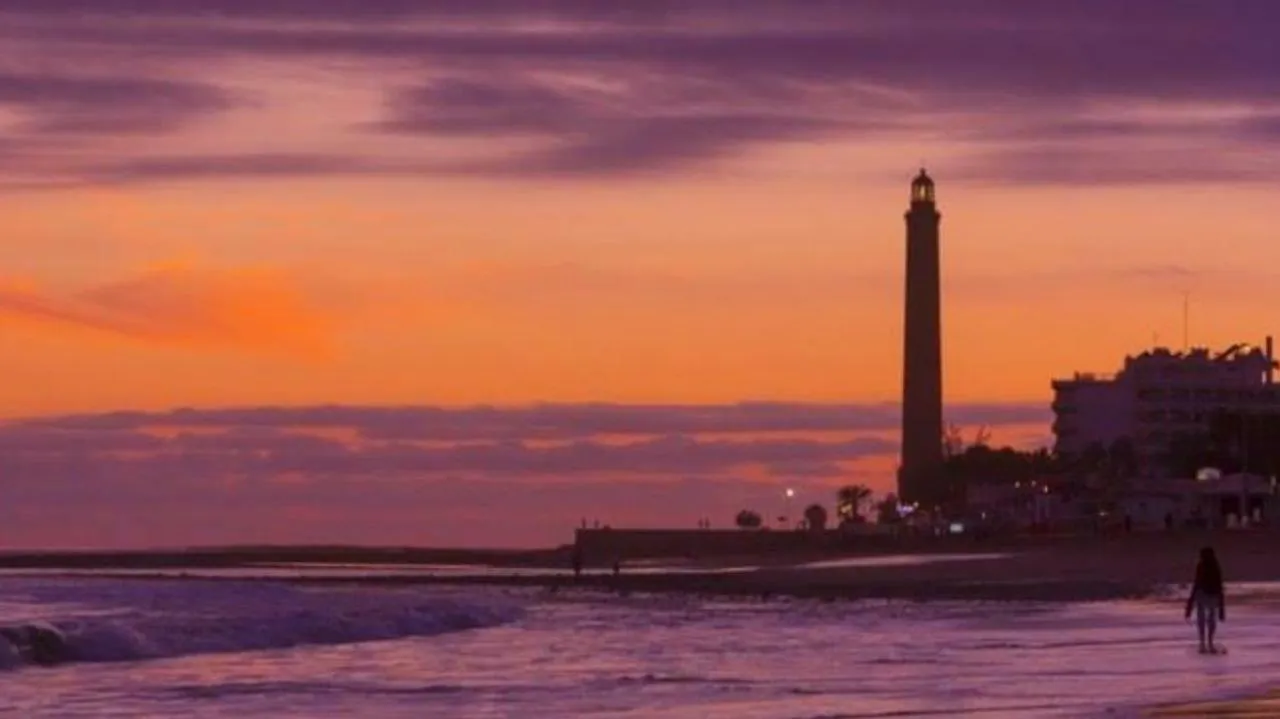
2, 1, 1278, 548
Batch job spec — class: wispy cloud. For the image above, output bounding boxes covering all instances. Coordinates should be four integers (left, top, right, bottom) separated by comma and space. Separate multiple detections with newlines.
23, 401, 1049, 439
375, 75, 860, 176
0, 71, 234, 136
0, 264, 333, 356
0, 2, 1277, 185
79, 154, 422, 184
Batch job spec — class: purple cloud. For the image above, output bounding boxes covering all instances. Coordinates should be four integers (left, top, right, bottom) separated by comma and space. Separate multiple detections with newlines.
0, 0, 667, 22
10, 431, 800, 476
0, 426, 165, 453
373, 74, 861, 175
0, 472, 804, 549
1, 2, 1277, 184
952, 146, 1280, 187
21, 401, 1048, 439
8, 2, 1273, 105
0, 400, 1050, 547
1236, 115, 1280, 142
0, 427, 897, 524
381, 78, 591, 137
0, 71, 234, 136
81, 154, 416, 184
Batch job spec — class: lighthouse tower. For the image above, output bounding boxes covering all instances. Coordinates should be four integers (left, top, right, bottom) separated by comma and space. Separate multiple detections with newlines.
898, 169, 944, 506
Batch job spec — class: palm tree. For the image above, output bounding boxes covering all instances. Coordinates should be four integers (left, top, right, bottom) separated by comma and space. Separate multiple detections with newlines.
735, 509, 763, 529
836, 484, 873, 523
803, 503, 828, 531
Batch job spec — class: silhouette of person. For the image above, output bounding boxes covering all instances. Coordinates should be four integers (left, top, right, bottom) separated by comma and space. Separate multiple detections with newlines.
571, 546, 583, 578
1184, 546, 1226, 653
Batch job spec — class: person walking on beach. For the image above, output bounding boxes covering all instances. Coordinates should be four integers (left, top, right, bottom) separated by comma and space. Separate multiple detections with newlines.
1184, 546, 1226, 654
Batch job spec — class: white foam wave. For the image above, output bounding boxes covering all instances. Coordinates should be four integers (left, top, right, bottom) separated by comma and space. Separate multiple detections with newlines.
0, 580, 520, 669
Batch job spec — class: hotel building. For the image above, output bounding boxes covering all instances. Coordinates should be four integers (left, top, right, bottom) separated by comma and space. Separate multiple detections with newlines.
1051, 339, 1279, 471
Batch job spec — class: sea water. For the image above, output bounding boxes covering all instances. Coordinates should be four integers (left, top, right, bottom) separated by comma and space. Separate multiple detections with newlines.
3, 572, 1280, 718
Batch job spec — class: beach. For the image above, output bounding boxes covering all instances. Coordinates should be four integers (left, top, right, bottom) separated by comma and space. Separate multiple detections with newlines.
7, 530, 1278, 604
5, 566, 1280, 717
1149, 691, 1280, 717
5, 533, 1280, 716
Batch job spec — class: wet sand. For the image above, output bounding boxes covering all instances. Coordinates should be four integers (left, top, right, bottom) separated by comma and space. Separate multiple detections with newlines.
1147, 690, 1280, 717
306, 530, 1280, 602
6, 530, 1279, 603
10, 534, 1280, 715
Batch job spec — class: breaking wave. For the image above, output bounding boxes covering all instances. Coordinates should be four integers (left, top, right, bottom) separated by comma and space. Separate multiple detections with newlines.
0, 579, 519, 670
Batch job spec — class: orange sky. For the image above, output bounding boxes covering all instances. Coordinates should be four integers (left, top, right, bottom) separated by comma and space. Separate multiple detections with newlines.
3, 177, 1276, 418
1, 2, 1278, 547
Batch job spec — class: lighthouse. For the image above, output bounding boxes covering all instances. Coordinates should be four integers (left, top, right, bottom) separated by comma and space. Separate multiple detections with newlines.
898, 169, 944, 506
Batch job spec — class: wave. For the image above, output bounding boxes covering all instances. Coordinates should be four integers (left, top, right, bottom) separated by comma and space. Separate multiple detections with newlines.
0, 580, 519, 670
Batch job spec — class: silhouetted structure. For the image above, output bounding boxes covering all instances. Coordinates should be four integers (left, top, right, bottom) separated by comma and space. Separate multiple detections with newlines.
1052, 340, 1278, 472
898, 169, 945, 506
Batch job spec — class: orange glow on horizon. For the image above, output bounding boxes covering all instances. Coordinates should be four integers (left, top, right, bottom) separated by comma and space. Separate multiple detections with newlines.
3, 175, 1277, 420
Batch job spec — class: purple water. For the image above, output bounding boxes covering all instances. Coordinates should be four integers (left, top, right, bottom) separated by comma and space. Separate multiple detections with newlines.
2, 573, 1278, 717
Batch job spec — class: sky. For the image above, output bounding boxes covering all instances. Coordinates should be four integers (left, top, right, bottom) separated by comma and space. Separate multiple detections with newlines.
2, 1, 1279, 549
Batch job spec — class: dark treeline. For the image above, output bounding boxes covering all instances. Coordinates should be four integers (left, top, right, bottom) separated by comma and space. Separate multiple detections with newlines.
938, 424, 1137, 493
944, 440, 1137, 487
941, 410, 1280, 506
924, 438, 1136, 515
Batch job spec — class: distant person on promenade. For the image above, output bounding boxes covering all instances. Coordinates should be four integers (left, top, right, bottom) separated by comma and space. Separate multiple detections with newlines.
1184, 546, 1226, 654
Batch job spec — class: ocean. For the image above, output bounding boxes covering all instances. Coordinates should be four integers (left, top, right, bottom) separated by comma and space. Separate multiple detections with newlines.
3, 569, 1279, 718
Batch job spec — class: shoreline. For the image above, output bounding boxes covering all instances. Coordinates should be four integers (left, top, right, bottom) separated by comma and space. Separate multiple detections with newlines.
3, 531, 1278, 604
0, 528, 1268, 568
0, 552, 1163, 604
301, 572, 1156, 603
2, 566, 1154, 603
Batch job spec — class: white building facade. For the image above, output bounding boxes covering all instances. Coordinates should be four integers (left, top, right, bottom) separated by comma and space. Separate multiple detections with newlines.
1052, 340, 1278, 471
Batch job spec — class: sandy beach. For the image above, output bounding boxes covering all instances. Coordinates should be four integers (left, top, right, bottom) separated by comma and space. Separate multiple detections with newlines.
6, 531, 1280, 716
6, 530, 1278, 604
301, 529, 1280, 603
1147, 690, 1280, 717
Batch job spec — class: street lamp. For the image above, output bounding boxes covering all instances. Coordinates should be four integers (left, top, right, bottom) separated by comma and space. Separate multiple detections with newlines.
785, 487, 795, 528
